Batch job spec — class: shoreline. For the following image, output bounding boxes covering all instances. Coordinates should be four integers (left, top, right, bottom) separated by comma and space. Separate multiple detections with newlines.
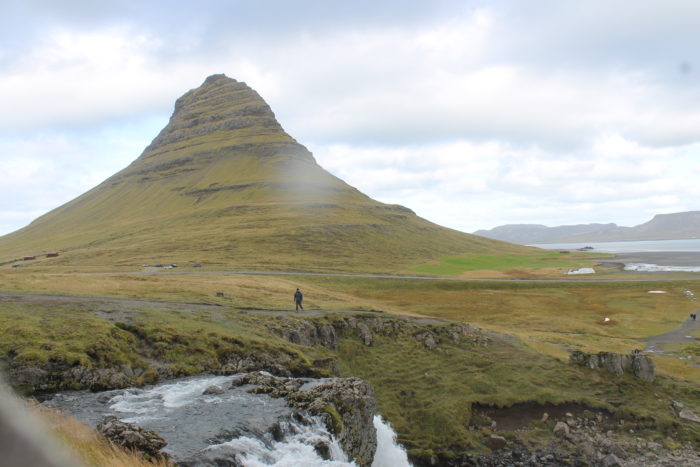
606, 251, 700, 267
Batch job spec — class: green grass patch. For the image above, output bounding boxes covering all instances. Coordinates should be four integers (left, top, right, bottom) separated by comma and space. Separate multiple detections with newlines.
330, 314, 700, 461
413, 251, 605, 275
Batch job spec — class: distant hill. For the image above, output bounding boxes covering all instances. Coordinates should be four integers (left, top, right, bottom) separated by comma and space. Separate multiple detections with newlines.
474, 211, 700, 244
0, 74, 525, 272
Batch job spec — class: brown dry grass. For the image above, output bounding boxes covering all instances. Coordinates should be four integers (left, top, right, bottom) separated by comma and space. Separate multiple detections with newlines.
4, 268, 700, 384
27, 400, 170, 467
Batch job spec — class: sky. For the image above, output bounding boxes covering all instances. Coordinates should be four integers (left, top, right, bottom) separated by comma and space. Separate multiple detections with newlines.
1, 0, 699, 236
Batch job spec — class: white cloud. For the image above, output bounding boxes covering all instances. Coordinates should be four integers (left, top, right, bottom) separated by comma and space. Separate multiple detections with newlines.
1, 1, 699, 236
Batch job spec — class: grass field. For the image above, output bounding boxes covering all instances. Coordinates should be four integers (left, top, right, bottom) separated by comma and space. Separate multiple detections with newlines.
2, 267, 700, 460
412, 250, 610, 276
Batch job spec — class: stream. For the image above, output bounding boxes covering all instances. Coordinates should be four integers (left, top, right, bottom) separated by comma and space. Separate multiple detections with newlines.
43, 374, 411, 466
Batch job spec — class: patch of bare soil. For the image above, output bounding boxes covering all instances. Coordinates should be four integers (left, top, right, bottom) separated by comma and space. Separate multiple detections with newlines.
473, 401, 612, 431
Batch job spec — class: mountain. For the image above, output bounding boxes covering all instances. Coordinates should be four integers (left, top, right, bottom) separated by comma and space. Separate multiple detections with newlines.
0, 74, 523, 272
474, 211, 700, 244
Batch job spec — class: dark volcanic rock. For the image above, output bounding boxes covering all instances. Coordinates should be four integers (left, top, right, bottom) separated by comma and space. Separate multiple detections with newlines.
97, 415, 168, 460
271, 315, 491, 354
237, 371, 377, 467
275, 321, 338, 349
202, 385, 224, 395
178, 445, 244, 467
570, 350, 655, 382
286, 377, 377, 467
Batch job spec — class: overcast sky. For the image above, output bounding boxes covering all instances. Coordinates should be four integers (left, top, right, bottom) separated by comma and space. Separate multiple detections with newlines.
1, 0, 699, 236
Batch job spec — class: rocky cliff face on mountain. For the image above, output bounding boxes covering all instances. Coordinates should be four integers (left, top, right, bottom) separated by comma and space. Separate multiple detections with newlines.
474, 211, 700, 244
0, 74, 520, 272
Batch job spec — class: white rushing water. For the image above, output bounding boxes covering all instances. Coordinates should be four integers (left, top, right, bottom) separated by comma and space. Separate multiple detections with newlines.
372, 416, 412, 467
211, 417, 351, 466
45, 374, 412, 467
210, 415, 412, 466
109, 375, 236, 423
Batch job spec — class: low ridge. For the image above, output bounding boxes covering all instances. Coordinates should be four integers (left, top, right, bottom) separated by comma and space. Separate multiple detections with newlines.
475, 211, 700, 244
0, 75, 523, 272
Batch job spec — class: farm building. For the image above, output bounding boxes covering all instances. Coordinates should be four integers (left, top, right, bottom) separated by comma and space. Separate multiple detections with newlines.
46, 252, 59, 258
23, 256, 35, 261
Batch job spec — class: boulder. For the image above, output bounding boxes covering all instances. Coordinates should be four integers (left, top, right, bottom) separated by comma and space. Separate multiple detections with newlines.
356, 323, 373, 346
486, 434, 507, 450
631, 353, 655, 382
608, 443, 628, 459
601, 453, 622, 467
679, 408, 700, 423
178, 445, 244, 466
647, 441, 663, 451
314, 440, 332, 460
579, 440, 598, 460
203, 385, 224, 395
415, 331, 438, 350
220, 352, 297, 377
97, 416, 168, 460
553, 421, 569, 438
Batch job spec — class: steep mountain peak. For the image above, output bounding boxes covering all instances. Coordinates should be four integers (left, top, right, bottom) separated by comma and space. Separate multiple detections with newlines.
0, 76, 520, 271
142, 73, 293, 159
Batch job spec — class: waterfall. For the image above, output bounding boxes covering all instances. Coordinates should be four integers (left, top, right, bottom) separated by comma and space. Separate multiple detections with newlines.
372, 416, 412, 467
44, 374, 412, 466
209, 417, 351, 466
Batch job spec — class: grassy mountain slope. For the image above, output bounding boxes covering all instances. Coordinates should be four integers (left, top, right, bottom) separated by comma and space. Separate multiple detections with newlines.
0, 74, 524, 272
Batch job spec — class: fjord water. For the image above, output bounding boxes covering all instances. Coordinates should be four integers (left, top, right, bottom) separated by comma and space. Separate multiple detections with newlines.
44, 374, 411, 467
531, 238, 700, 253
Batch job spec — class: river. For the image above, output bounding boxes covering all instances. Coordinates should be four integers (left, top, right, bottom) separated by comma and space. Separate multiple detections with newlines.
43, 374, 411, 467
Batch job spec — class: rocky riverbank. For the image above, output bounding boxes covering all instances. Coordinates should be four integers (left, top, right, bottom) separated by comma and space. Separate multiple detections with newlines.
43, 372, 386, 466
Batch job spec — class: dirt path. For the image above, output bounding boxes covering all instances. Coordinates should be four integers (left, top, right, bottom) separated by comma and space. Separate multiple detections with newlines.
644, 314, 700, 353
0, 292, 446, 325
0, 291, 222, 311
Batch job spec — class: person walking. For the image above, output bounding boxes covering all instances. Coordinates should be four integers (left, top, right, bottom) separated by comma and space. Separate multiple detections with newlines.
294, 288, 304, 312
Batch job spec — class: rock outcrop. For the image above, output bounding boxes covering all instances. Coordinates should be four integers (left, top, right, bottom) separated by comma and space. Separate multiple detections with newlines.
6, 345, 326, 394
286, 378, 377, 467
270, 314, 490, 351
7, 363, 151, 394
232, 371, 377, 466
275, 321, 338, 349
97, 416, 168, 461
7, 313, 487, 395
570, 350, 655, 382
